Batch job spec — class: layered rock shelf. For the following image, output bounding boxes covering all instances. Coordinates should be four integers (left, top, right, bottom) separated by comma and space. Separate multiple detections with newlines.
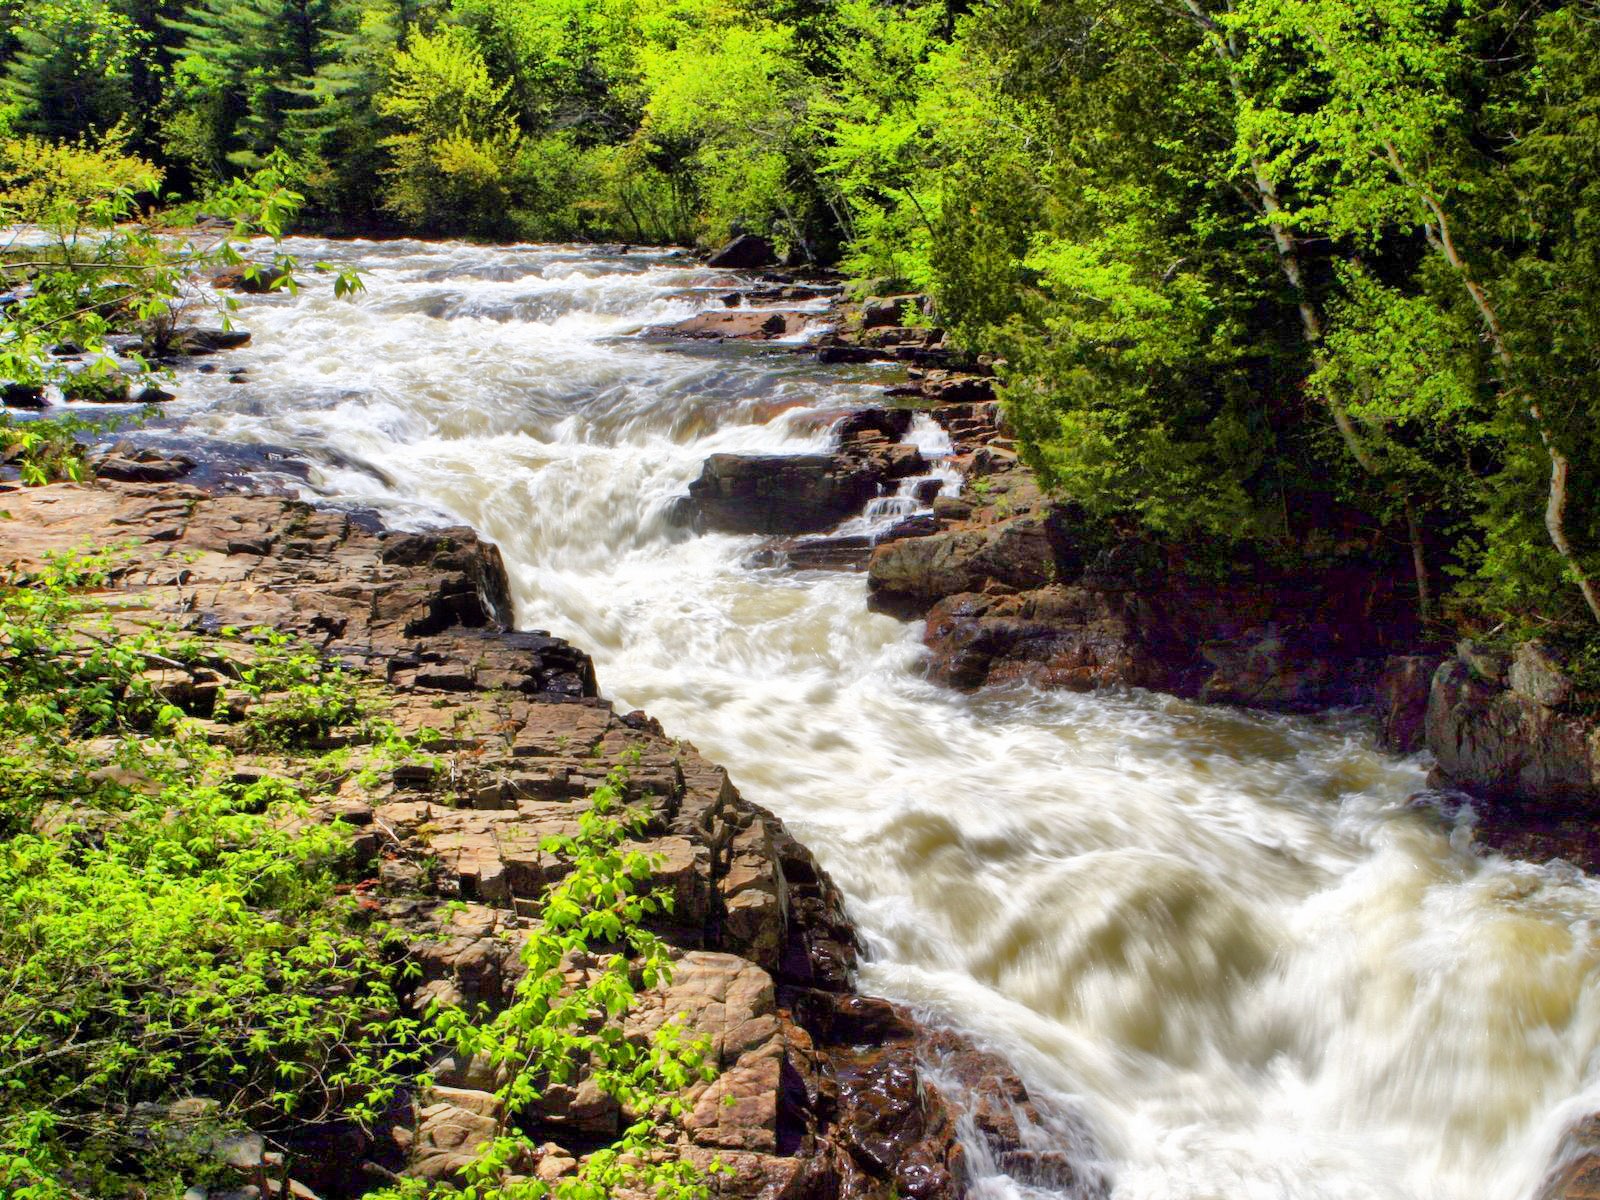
0, 478, 1086, 1200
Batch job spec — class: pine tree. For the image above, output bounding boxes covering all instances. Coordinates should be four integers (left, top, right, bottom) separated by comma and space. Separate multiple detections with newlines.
4, 0, 141, 140
163, 0, 338, 169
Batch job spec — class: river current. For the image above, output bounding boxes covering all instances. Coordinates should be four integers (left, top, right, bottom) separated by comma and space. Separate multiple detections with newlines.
132, 238, 1600, 1200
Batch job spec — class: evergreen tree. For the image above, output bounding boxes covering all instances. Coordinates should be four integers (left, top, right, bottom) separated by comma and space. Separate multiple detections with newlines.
4, 0, 141, 139
163, 0, 339, 169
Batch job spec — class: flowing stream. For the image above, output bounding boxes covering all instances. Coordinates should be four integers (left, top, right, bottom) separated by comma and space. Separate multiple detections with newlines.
120, 238, 1600, 1200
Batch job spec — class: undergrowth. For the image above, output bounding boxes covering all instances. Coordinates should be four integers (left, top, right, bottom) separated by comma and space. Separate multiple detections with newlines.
0, 550, 716, 1200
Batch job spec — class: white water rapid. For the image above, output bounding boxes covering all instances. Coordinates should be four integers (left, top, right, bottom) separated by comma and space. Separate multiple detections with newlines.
127, 238, 1600, 1200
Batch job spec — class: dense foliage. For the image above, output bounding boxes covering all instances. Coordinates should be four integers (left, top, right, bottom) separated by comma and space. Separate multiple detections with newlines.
6, 0, 1591, 638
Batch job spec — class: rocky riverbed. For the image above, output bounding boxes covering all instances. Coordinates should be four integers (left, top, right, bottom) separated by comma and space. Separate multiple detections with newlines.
667, 273, 1600, 869
0, 477, 1093, 1200
8, 237, 1600, 1200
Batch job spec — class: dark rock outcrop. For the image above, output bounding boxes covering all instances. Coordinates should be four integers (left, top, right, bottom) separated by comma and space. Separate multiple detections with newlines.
707, 235, 778, 269
686, 412, 927, 537
1, 381, 46, 408
1375, 654, 1444, 753
163, 327, 253, 356
859, 295, 928, 329
1424, 643, 1599, 803
689, 453, 886, 535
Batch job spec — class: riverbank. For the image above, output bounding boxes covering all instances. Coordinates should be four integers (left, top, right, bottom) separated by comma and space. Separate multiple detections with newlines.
711, 283, 1600, 871
0, 475, 1091, 1199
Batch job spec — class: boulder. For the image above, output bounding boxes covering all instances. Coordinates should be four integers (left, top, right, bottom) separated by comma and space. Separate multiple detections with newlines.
835, 407, 914, 443
922, 587, 1171, 693
860, 295, 927, 329
1510, 640, 1576, 708
1540, 1116, 1600, 1200
93, 446, 196, 483
815, 343, 882, 365
411, 1088, 505, 1183
1425, 655, 1600, 802
1376, 654, 1444, 753
1, 381, 45, 408
868, 519, 1055, 614
209, 264, 294, 294
171, 328, 253, 356
688, 454, 884, 535
706, 235, 777, 269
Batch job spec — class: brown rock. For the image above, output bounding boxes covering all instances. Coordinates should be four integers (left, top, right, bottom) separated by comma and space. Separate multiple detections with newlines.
666, 310, 810, 340
1376, 654, 1444, 753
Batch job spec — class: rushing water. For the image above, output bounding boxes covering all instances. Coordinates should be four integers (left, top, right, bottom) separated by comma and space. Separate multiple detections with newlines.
110, 238, 1600, 1200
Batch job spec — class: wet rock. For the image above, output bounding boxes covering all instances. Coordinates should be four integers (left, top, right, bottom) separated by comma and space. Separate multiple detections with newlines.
922, 587, 1171, 693
1, 381, 45, 408
1376, 654, 1444, 753
134, 383, 178, 404
706, 235, 778, 269
171, 327, 253, 355
815, 343, 882, 365
759, 532, 874, 572
688, 454, 884, 535
666, 310, 809, 340
209, 264, 294, 294
835, 407, 913, 443
1541, 1116, 1600, 1200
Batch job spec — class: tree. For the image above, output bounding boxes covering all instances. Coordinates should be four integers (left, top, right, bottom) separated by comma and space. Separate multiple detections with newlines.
163, 0, 341, 171
1234, 0, 1600, 626
376, 24, 523, 233
3, 0, 141, 139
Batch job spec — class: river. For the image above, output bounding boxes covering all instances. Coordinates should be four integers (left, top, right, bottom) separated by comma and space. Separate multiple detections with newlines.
135, 237, 1600, 1200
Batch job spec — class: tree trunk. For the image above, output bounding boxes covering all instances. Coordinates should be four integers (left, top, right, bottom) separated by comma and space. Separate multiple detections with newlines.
1180, 0, 1380, 477
1404, 496, 1433, 623
1392, 143, 1600, 626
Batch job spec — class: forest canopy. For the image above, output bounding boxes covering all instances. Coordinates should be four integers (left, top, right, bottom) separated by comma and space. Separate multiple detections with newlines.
3, 0, 1599, 644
